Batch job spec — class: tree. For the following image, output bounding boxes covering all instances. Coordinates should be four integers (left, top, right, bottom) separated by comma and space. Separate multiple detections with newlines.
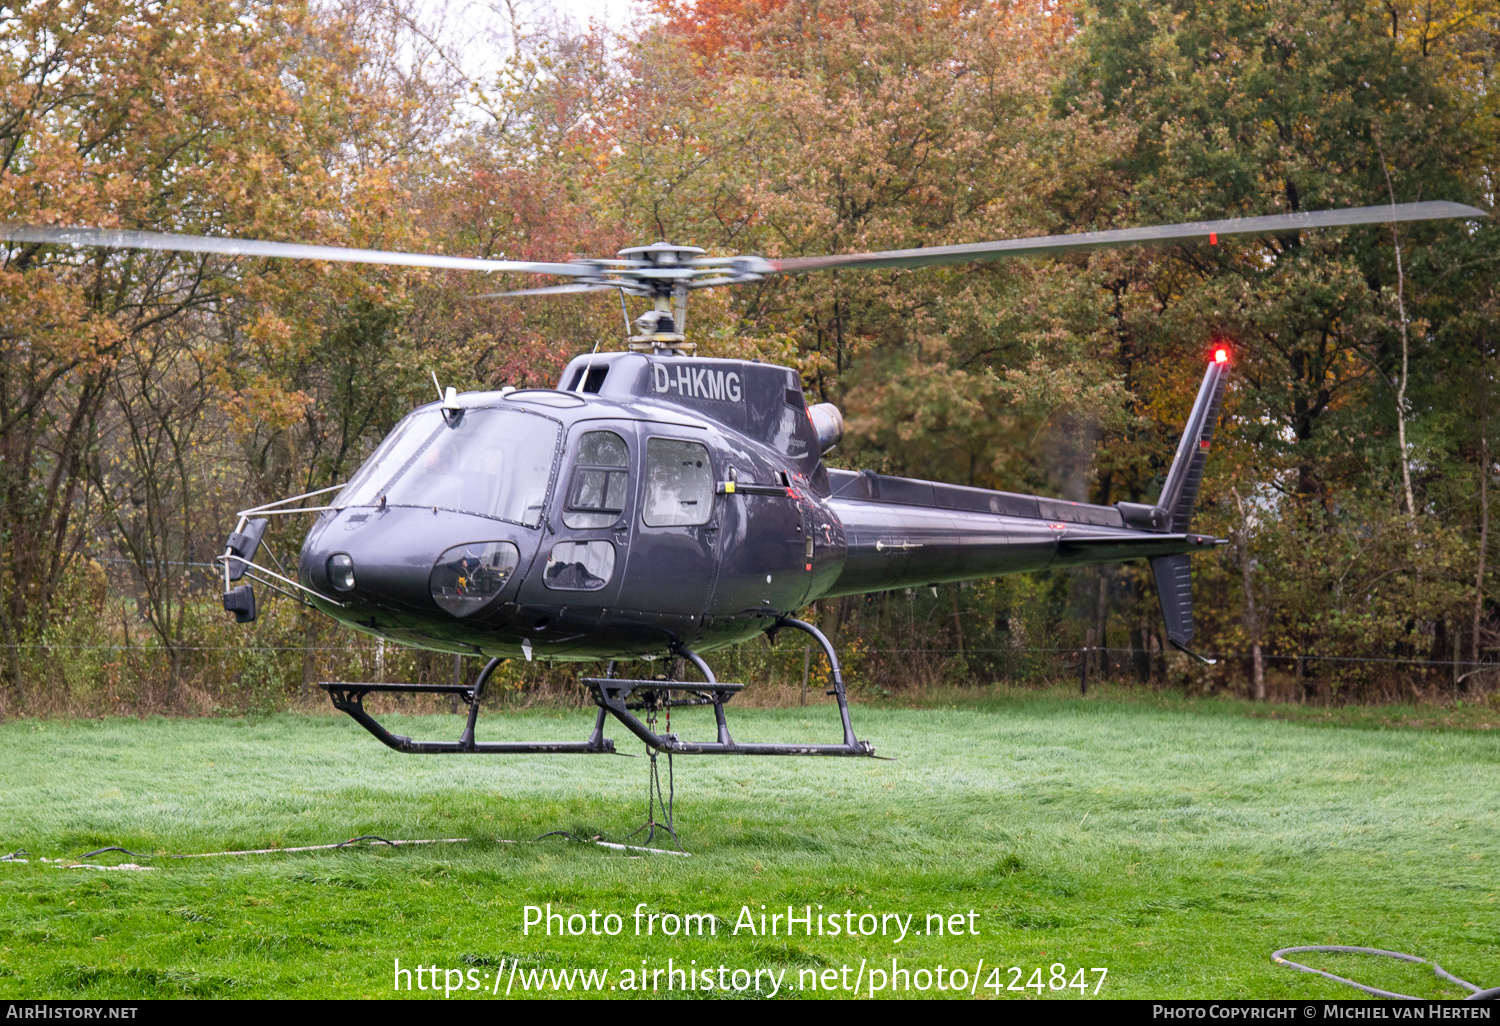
0, 0, 425, 697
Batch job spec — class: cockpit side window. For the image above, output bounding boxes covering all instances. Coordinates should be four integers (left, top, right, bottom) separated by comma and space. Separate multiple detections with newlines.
563, 430, 630, 529
642, 437, 713, 527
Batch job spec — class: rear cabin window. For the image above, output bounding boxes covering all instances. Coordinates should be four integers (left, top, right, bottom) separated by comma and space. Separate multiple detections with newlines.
563, 431, 630, 529
642, 438, 713, 527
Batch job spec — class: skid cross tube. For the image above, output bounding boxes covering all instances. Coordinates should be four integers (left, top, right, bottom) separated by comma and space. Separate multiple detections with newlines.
775, 617, 860, 748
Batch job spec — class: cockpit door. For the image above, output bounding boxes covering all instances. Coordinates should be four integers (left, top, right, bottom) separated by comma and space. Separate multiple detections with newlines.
517, 421, 635, 612
612, 430, 721, 639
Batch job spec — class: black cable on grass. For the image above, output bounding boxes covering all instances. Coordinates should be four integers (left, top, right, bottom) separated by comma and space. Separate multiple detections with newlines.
1273, 946, 1499, 1000
79, 847, 150, 861
536, 831, 593, 844
333, 835, 397, 849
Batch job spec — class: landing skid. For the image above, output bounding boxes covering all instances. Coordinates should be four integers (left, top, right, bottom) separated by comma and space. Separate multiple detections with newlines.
320, 680, 618, 755
319, 617, 875, 757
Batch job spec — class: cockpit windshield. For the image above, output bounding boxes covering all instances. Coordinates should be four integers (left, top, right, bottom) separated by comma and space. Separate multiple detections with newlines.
333, 408, 560, 527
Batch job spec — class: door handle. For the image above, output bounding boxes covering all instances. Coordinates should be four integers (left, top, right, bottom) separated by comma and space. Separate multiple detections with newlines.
717, 481, 794, 497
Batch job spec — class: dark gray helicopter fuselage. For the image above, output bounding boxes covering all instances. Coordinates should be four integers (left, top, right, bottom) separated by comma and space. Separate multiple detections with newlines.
298, 351, 1217, 662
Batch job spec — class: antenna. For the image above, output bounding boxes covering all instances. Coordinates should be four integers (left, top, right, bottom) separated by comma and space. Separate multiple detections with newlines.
432, 370, 460, 418
575, 338, 603, 393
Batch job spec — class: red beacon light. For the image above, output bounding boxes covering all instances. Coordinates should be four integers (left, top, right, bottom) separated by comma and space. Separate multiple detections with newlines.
1213, 346, 1230, 365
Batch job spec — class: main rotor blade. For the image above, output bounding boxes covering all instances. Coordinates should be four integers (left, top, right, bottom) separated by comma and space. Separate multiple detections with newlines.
767, 201, 1488, 274
476, 283, 628, 297
0, 223, 585, 276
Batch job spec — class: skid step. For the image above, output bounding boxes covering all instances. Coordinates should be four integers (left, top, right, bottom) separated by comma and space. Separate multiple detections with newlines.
582, 678, 745, 692
582, 677, 744, 711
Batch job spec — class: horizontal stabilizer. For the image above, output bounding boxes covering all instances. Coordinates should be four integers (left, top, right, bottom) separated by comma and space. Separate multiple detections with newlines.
1056, 532, 1221, 565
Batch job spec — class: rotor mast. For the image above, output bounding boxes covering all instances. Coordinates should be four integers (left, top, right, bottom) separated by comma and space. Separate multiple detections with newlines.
620, 242, 703, 356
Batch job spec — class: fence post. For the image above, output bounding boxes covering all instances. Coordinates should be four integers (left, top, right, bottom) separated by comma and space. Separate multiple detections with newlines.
300, 612, 317, 698
800, 644, 812, 706
1081, 629, 1093, 694
1454, 624, 1462, 689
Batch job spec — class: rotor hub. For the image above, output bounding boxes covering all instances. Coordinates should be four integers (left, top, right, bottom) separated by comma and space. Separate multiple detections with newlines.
616, 241, 706, 265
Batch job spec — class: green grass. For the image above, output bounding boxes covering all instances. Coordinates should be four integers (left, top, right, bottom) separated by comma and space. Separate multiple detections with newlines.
0, 690, 1496, 999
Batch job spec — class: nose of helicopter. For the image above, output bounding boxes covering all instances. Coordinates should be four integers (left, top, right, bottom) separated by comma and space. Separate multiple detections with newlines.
299, 507, 538, 618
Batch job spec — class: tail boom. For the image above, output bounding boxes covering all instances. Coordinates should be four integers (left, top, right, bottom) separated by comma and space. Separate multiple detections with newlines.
815, 351, 1231, 654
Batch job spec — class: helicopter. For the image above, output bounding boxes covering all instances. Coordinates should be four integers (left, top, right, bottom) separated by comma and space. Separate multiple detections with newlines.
3, 200, 1485, 760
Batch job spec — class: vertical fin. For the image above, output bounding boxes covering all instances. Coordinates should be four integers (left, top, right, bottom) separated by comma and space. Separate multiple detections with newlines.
1157, 353, 1231, 532
1150, 350, 1230, 663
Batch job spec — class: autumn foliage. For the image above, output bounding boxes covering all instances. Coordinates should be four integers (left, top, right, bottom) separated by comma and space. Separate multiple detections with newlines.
1, 0, 1497, 711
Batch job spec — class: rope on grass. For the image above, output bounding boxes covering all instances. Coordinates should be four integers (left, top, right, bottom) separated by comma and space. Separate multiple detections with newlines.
0, 838, 468, 866
536, 831, 690, 858
171, 837, 464, 858
3, 834, 687, 866
1272, 946, 1500, 1001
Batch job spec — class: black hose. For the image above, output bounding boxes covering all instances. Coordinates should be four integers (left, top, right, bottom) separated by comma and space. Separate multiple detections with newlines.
333, 835, 397, 848
78, 846, 149, 861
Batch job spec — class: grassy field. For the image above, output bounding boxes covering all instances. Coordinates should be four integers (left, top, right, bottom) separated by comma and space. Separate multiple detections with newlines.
0, 688, 1496, 1000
